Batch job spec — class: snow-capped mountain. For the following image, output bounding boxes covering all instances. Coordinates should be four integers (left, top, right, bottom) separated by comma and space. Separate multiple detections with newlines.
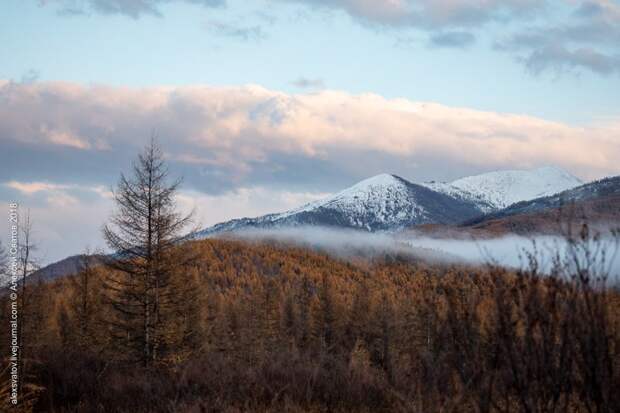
421, 166, 582, 212
470, 175, 620, 223
194, 174, 483, 237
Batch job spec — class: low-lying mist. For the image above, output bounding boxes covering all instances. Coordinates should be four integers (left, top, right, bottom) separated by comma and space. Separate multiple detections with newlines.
219, 226, 459, 264
402, 234, 620, 277
217, 226, 620, 277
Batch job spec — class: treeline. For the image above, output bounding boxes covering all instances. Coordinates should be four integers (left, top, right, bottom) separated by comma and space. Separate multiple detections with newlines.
0, 235, 618, 412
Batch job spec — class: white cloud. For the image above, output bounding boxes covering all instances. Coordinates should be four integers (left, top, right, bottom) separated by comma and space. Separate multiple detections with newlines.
42, 127, 91, 149
1, 81, 620, 182
5, 181, 71, 194
3, 180, 109, 196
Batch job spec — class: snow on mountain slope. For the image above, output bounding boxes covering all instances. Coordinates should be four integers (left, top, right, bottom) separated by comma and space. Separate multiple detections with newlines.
194, 174, 483, 237
287, 174, 425, 226
422, 166, 582, 212
468, 175, 620, 223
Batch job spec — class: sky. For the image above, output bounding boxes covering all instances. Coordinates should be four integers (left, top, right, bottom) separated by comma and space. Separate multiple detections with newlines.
1, 0, 620, 263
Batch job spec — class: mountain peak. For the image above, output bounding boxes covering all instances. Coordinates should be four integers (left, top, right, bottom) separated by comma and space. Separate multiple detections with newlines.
195, 172, 482, 237
312, 173, 410, 212
423, 166, 582, 211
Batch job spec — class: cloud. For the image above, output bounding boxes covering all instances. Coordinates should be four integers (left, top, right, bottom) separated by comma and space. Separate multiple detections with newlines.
522, 45, 620, 76
1, 80, 620, 193
284, 1, 619, 77
3, 180, 113, 203
3, 180, 115, 214
281, 0, 545, 29
428, 30, 475, 48
42, 127, 92, 149
37, 1, 620, 77
205, 20, 266, 41
5, 181, 70, 195
41, 0, 226, 19
497, 0, 620, 75
291, 77, 325, 89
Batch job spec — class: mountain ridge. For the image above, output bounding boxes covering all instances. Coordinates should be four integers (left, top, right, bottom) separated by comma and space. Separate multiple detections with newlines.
193, 173, 484, 237
194, 166, 585, 238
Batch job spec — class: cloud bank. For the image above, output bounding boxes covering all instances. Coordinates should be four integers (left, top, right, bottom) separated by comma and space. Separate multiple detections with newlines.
1, 80, 619, 187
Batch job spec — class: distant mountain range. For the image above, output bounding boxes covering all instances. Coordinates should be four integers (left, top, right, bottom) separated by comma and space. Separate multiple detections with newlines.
194, 166, 589, 237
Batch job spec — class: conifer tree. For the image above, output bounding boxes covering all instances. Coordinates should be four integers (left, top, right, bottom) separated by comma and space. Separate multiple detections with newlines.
103, 138, 193, 366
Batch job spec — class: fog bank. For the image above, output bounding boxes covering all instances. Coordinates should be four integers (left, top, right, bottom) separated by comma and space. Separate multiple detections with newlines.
217, 226, 620, 277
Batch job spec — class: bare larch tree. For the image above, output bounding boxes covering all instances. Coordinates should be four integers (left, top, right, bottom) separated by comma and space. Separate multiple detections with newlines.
103, 138, 192, 366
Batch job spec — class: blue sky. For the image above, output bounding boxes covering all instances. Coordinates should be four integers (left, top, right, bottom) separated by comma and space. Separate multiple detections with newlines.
1, 0, 620, 263
3, 1, 620, 123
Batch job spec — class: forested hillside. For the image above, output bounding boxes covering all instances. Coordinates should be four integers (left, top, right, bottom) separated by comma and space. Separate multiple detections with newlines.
1, 236, 618, 412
